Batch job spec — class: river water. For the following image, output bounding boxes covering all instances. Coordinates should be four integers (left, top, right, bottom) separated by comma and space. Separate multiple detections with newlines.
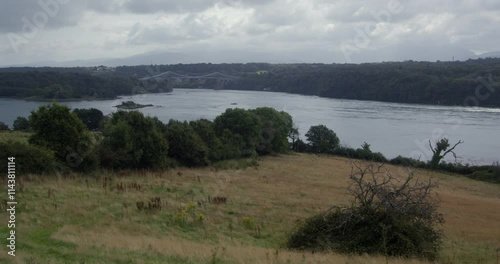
1, 89, 499, 165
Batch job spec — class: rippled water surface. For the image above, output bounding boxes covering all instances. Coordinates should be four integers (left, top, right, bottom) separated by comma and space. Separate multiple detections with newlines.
1, 89, 499, 165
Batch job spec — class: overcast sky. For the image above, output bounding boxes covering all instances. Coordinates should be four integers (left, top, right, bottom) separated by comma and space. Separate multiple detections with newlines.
1, 0, 499, 66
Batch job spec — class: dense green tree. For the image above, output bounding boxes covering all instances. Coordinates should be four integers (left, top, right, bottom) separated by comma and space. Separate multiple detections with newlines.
12, 116, 30, 131
0, 121, 9, 131
189, 119, 224, 162
250, 107, 294, 154
29, 103, 98, 171
73, 108, 104, 130
166, 120, 209, 167
100, 111, 169, 169
214, 108, 261, 157
219, 129, 245, 160
305, 125, 340, 154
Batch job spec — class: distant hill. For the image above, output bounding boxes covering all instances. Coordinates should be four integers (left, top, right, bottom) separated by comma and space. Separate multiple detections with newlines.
478, 51, 500, 58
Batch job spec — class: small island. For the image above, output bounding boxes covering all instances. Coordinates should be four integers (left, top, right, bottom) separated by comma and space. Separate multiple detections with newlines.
114, 101, 154, 110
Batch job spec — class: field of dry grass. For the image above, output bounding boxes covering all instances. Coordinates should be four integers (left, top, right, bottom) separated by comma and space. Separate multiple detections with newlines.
1, 153, 499, 263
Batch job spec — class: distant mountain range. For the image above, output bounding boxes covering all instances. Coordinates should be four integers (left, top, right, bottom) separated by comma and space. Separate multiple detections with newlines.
2, 46, 500, 67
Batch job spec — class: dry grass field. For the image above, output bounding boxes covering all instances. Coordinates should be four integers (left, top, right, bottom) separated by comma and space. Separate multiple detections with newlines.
1, 154, 499, 263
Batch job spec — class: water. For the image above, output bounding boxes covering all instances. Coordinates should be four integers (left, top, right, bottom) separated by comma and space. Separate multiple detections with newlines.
1, 89, 499, 165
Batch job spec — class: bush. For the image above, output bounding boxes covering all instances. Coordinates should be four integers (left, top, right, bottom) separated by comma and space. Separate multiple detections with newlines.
389, 155, 427, 168
0, 141, 55, 175
293, 139, 309, 153
466, 167, 500, 184
287, 162, 444, 260
333, 144, 387, 163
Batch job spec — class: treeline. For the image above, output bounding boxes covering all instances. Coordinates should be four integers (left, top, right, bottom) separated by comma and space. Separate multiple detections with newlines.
0, 104, 293, 174
1, 104, 498, 184
2, 58, 499, 106
224, 58, 500, 107
0, 71, 137, 100
110, 59, 500, 107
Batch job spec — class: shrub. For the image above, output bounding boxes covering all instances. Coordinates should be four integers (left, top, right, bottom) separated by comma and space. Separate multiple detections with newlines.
467, 167, 500, 184
0, 141, 55, 175
333, 143, 387, 162
389, 155, 427, 168
293, 139, 310, 153
287, 162, 444, 260
241, 216, 256, 229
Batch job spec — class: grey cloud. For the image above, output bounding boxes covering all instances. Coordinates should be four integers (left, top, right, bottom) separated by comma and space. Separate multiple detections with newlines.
122, 0, 275, 14
123, 0, 215, 14
86, 0, 126, 13
126, 15, 216, 45
0, 0, 85, 33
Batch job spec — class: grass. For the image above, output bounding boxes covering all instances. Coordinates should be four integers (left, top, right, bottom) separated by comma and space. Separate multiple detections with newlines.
0, 154, 499, 263
0, 131, 31, 144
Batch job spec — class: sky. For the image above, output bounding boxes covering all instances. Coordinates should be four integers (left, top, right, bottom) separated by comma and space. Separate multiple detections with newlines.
1, 0, 499, 66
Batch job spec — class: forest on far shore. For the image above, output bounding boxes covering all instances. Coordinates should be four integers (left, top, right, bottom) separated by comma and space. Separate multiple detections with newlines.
0, 58, 499, 107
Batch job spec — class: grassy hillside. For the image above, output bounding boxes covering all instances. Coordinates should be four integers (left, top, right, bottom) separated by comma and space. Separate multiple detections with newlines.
1, 154, 499, 263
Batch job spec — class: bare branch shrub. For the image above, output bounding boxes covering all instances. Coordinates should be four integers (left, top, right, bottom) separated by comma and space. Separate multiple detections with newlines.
287, 161, 444, 260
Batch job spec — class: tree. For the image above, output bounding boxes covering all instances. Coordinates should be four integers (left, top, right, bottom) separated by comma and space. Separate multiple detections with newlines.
189, 119, 224, 162
29, 103, 98, 172
288, 125, 300, 151
0, 121, 9, 131
73, 108, 104, 131
214, 108, 261, 157
287, 162, 444, 260
251, 107, 293, 154
100, 111, 170, 169
305, 125, 340, 154
12, 116, 30, 131
166, 120, 209, 167
429, 138, 463, 168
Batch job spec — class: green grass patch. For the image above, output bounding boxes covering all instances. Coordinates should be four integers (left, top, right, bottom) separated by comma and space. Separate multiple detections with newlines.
0, 131, 31, 143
